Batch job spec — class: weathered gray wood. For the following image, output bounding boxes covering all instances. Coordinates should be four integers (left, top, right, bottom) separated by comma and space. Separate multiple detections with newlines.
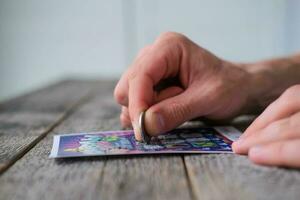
184, 154, 300, 200
183, 117, 300, 200
97, 156, 190, 200
0, 82, 191, 200
1, 80, 300, 200
0, 80, 99, 173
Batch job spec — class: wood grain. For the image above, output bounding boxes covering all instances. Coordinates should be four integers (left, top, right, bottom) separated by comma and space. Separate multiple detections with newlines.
184, 154, 300, 200
97, 156, 190, 200
0, 80, 99, 173
1, 80, 300, 200
182, 117, 300, 200
0, 81, 191, 200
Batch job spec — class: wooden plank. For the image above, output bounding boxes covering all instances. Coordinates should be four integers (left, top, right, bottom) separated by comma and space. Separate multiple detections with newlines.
0, 83, 191, 200
2, 80, 299, 200
97, 156, 190, 200
183, 117, 300, 200
184, 154, 300, 200
0, 79, 100, 173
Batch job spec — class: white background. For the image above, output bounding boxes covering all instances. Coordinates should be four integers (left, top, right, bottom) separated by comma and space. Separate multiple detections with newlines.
0, 0, 299, 101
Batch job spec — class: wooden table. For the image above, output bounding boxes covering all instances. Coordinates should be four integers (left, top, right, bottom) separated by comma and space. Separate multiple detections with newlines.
1, 80, 300, 200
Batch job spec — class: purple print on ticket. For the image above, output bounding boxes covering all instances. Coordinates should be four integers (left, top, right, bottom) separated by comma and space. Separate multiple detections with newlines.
49, 127, 241, 158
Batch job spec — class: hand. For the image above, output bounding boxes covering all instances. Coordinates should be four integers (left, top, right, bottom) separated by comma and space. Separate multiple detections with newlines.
232, 85, 300, 167
114, 32, 253, 141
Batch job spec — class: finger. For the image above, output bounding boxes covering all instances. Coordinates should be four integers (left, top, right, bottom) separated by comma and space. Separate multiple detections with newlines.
114, 46, 153, 106
120, 114, 131, 128
122, 106, 130, 119
128, 42, 182, 140
233, 116, 300, 154
120, 106, 131, 128
144, 87, 209, 136
248, 139, 300, 167
116, 78, 182, 116
128, 74, 155, 140
155, 86, 184, 102
114, 70, 130, 106
242, 89, 300, 138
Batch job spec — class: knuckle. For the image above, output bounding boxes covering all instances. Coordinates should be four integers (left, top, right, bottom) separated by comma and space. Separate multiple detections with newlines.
114, 86, 125, 104
213, 77, 227, 93
127, 70, 138, 82
141, 45, 152, 52
264, 119, 298, 138
289, 112, 300, 128
158, 31, 188, 45
113, 87, 119, 99
200, 78, 225, 101
137, 45, 152, 57
265, 121, 284, 136
159, 31, 180, 39
168, 101, 192, 123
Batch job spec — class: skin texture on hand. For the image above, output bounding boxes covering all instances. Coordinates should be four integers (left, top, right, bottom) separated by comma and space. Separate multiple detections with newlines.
114, 32, 254, 141
240, 53, 300, 111
114, 32, 300, 168
231, 53, 300, 167
232, 85, 300, 167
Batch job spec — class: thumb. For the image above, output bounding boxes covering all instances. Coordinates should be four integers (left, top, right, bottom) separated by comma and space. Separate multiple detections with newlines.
144, 89, 204, 136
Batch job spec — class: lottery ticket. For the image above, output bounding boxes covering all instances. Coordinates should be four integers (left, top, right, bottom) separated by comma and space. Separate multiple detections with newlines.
49, 126, 241, 158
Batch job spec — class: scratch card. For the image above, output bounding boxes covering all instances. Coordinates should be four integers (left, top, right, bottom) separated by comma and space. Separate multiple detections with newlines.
49, 126, 241, 158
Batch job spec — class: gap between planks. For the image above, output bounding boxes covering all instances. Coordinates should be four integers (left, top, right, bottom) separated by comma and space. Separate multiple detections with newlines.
182, 155, 201, 200
0, 92, 95, 175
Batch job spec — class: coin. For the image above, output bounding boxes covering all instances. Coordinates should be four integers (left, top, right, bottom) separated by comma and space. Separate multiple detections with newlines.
139, 111, 151, 144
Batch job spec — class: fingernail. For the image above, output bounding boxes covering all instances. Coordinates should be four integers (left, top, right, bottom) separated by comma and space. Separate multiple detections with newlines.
147, 112, 165, 135
232, 138, 245, 153
133, 121, 142, 141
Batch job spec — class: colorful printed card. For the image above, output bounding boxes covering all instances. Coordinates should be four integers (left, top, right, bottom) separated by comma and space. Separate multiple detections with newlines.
49, 126, 241, 158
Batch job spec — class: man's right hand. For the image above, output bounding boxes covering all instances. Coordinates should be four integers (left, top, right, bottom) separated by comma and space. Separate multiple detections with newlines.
114, 32, 255, 141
